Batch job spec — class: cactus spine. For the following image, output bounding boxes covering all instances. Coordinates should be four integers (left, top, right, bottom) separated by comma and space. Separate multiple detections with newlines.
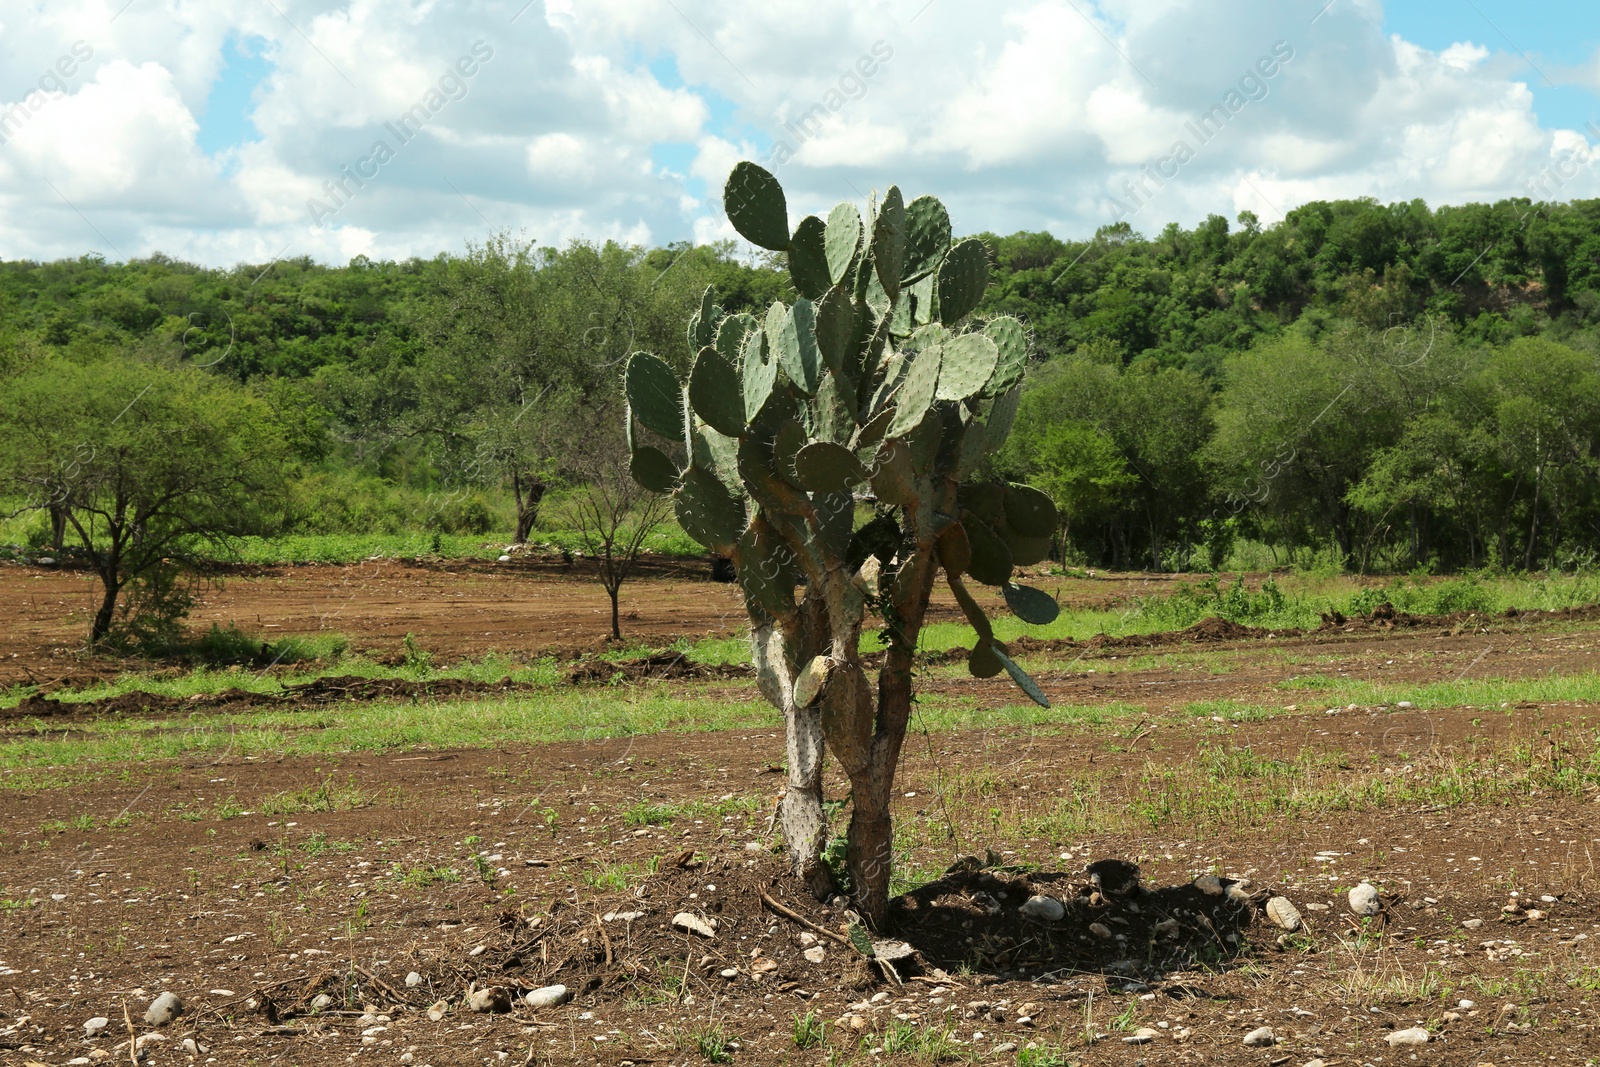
623, 163, 1056, 922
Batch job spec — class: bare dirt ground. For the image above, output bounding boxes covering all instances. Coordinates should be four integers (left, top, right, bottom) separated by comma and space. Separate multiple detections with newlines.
4, 561, 1600, 1065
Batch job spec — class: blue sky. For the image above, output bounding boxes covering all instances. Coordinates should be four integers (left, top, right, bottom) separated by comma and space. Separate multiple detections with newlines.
1382, 0, 1599, 132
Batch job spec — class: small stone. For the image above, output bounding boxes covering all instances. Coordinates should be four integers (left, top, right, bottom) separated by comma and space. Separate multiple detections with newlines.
1266, 896, 1302, 931
1304, 1060, 1327, 1067
672, 911, 717, 938
468, 987, 511, 1014
84, 1017, 109, 1038
497, 554, 512, 562
1193, 874, 1224, 895
1461, 918, 1484, 929
1243, 1026, 1277, 1047
1124, 1027, 1158, 1045
1020, 895, 1065, 922
993, 1042, 1018, 1054
798, 932, 817, 946
1457, 999, 1476, 1009
1442, 1011, 1462, 1022
1397, 700, 1413, 708
426, 999, 450, 1021
803, 946, 826, 963
1348, 882, 1381, 917
1088, 922, 1113, 939
181, 1037, 202, 1055
143, 992, 183, 1026
1386, 1026, 1430, 1046
720, 968, 738, 979
400, 1055, 414, 1065
405, 971, 423, 988
311, 994, 334, 1012
847, 1014, 867, 1031
525, 984, 570, 1008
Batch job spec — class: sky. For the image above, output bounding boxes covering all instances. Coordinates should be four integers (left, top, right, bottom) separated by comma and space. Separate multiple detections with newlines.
0, 0, 1596, 267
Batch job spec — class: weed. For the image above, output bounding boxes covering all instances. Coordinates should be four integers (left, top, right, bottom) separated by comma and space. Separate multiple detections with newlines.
259, 776, 374, 815
875, 1018, 961, 1062
298, 832, 354, 857
1018, 1045, 1074, 1067
625, 800, 682, 827
793, 1010, 827, 1050
397, 864, 461, 889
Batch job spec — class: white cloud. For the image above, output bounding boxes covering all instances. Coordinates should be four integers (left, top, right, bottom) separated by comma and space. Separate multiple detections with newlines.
0, 0, 1595, 265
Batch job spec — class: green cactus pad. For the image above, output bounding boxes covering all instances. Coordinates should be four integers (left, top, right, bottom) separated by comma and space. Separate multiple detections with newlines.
885, 345, 942, 440
788, 215, 831, 299
775, 299, 822, 396
716, 312, 755, 365
688, 347, 746, 438
870, 438, 919, 506
962, 513, 1013, 586
724, 162, 790, 251
993, 644, 1050, 707
629, 445, 679, 493
773, 419, 807, 489
814, 369, 855, 444
793, 655, 833, 708
625, 352, 684, 440
936, 238, 990, 325
903, 195, 951, 281
871, 186, 906, 303
734, 521, 798, 619
947, 573, 994, 641
1003, 483, 1058, 538
955, 417, 988, 479
982, 315, 1027, 396
793, 441, 868, 494
741, 323, 777, 422
854, 406, 894, 451
1004, 532, 1053, 567
675, 466, 744, 552
686, 285, 719, 351
825, 202, 862, 286
935, 523, 972, 578
935, 333, 1000, 401
690, 419, 743, 497
814, 286, 855, 374
959, 481, 1006, 525
968, 639, 1005, 679
1003, 582, 1060, 625
983, 384, 1021, 451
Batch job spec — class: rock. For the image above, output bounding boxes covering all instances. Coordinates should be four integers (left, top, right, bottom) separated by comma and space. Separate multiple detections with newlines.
405, 971, 423, 988
84, 1017, 109, 1037
426, 999, 450, 1021
525, 984, 570, 1008
798, 932, 817, 946
1242, 1026, 1277, 1047
143, 992, 183, 1026
468, 986, 511, 1014
1193, 874, 1224, 896
803, 946, 826, 964
1124, 1027, 1158, 1044
992, 1042, 1018, 1055
672, 911, 716, 938
1348, 882, 1381, 916
180, 1037, 203, 1055
37, 557, 56, 567
1266, 896, 1303, 931
310, 994, 334, 1012
1386, 1027, 1430, 1046
497, 554, 512, 562
1019, 895, 1065, 922
846, 1014, 867, 1031
1442, 1011, 1462, 1022
1088, 922, 1113, 939
1304, 1060, 1327, 1067
1457, 999, 1476, 1009
719, 968, 738, 979
1461, 918, 1484, 929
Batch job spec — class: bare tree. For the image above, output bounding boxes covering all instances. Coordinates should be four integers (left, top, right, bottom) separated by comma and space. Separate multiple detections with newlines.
553, 417, 673, 640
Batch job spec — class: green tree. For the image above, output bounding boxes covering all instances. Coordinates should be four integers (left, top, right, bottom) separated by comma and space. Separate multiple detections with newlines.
0, 353, 291, 644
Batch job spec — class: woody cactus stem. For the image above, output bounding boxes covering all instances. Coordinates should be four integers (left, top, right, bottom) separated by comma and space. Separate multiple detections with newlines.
624, 161, 1060, 924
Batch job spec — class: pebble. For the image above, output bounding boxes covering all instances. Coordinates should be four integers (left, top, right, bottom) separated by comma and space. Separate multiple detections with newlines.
311, 994, 334, 1012
1124, 1027, 1158, 1044
468, 987, 511, 1014
1243, 1026, 1277, 1047
84, 1017, 109, 1038
1462, 918, 1484, 929
846, 1014, 867, 1031
993, 1042, 1018, 1054
181, 1037, 203, 1055
720, 968, 739, 979
803, 946, 826, 963
798, 932, 817, 946
672, 911, 717, 938
143, 992, 183, 1026
427, 999, 450, 1021
1088, 922, 1113, 939
1266, 896, 1302, 931
1458, 999, 1475, 1009
1304, 1060, 1327, 1067
1194, 874, 1224, 896
405, 971, 423, 988
1348, 882, 1381, 917
1386, 1026, 1430, 1046
525, 984, 571, 1008
1020, 895, 1065, 922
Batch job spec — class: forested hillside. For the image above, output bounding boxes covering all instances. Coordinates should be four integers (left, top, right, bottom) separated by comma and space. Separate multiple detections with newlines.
3, 193, 1599, 574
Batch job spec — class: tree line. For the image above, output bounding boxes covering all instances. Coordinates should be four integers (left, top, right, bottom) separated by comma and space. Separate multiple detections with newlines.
3, 193, 1600, 642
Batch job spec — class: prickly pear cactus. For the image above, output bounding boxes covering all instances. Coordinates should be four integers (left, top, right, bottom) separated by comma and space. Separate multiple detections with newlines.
624, 162, 1058, 920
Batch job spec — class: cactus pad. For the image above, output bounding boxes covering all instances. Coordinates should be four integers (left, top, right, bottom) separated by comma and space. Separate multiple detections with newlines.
1003, 582, 1060, 625
724, 162, 790, 251
872, 186, 906, 302
903, 195, 951, 281
825, 202, 863, 286
794, 441, 869, 494
936, 238, 989, 325
935, 332, 1000, 401
625, 352, 684, 440
689, 347, 746, 438
629, 445, 679, 493
885, 345, 942, 440
675, 466, 744, 552
788, 215, 831, 299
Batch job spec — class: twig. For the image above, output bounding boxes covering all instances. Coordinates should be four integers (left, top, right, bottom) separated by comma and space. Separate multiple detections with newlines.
350, 963, 408, 1003
595, 914, 614, 967
759, 891, 850, 946
122, 1001, 138, 1067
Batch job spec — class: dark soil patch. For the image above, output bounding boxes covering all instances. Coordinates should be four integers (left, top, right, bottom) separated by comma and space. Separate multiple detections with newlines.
567, 651, 749, 684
